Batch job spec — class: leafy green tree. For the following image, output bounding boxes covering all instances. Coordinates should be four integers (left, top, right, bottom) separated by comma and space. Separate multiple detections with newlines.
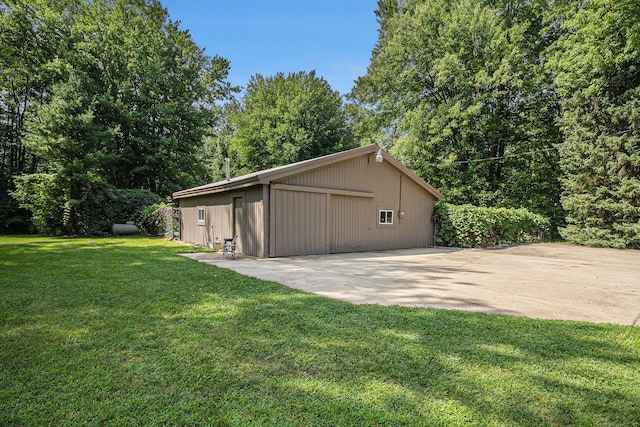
550, 0, 640, 248
4, 0, 235, 234
349, 0, 564, 227
230, 71, 354, 174
201, 102, 238, 182
0, 0, 78, 232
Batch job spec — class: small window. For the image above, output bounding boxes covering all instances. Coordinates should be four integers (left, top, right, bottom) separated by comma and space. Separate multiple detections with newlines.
197, 208, 205, 223
379, 210, 393, 225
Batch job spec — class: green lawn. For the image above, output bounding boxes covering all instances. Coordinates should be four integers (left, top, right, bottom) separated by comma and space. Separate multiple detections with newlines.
1, 236, 638, 426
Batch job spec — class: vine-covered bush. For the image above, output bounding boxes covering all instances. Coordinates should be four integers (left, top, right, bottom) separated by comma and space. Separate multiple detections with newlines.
136, 202, 176, 237
433, 203, 550, 248
106, 189, 162, 225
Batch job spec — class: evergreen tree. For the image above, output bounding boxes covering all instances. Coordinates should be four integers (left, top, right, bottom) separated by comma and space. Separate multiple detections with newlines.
13, 69, 116, 235
550, 0, 640, 247
4, 0, 235, 234
70, 0, 236, 196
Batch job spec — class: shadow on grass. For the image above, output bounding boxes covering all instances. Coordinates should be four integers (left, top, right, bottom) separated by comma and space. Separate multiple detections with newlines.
1, 236, 639, 426
202, 290, 639, 426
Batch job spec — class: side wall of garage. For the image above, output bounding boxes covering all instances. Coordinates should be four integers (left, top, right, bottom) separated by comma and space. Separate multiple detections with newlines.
179, 193, 232, 248
179, 186, 265, 256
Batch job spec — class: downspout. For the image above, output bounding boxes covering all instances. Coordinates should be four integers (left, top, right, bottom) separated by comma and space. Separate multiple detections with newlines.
398, 173, 406, 222
268, 182, 276, 257
398, 173, 403, 217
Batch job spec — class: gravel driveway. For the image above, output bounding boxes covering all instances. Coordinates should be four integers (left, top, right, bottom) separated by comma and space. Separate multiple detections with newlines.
184, 244, 640, 325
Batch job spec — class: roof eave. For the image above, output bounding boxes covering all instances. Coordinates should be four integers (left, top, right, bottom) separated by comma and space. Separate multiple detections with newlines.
172, 144, 381, 199
172, 176, 263, 199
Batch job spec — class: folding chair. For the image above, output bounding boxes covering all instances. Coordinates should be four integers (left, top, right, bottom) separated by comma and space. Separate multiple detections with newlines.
222, 234, 238, 259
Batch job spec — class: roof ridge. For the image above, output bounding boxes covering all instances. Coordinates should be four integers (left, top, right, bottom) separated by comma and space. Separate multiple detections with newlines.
173, 143, 444, 200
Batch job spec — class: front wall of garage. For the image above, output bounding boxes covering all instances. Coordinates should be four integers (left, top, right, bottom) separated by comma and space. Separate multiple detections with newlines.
270, 154, 436, 257
272, 189, 328, 257
278, 155, 373, 192
398, 176, 435, 249
330, 194, 373, 253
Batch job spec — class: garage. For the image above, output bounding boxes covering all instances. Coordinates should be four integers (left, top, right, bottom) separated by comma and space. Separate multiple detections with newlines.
173, 144, 444, 257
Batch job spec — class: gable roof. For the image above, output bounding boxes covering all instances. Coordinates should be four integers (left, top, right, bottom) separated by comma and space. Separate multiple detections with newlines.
172, 144, 444, 200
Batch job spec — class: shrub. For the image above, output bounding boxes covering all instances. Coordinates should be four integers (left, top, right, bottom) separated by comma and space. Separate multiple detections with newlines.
12, 173, 66, 235
106, 189, 162, 225
136, 202, 177, 237
12, 179, 163, 236
560, 224, 640, 249
434, 203, 550, 248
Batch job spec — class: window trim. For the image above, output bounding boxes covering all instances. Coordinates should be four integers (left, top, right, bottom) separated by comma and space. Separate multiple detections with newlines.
378, 209, 394, 225
197, 207, 205, 224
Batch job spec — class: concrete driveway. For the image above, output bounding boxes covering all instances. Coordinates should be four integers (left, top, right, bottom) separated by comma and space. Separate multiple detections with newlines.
183, 244, 640, 325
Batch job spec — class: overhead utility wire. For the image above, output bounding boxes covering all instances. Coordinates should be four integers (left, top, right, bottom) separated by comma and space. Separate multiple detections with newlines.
407, 128, 637, 169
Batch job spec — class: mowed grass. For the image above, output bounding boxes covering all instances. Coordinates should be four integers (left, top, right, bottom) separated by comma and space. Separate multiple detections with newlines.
1, 236, 639, 426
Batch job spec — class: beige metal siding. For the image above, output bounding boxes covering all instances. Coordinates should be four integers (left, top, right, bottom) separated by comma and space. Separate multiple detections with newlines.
270, 154, 437, 256
273, 189, 327, 257
375, 161, 402, 209
278, 155, 373, 192
178, 186, 265, 256
330, 195, 373, 253
180, 194, 232, 247
399, 176, 434, 247
180, 207, 202, 245
366, 162, 403, 250
242, 186, 265, 257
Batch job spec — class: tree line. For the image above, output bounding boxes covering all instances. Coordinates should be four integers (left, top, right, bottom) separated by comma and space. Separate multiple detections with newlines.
1, 0, 638, 247
349, 0, 639, 248
1, 0, 237, 234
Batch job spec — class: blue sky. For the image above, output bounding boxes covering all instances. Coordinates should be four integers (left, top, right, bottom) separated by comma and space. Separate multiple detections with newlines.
160, 1, 379, 96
